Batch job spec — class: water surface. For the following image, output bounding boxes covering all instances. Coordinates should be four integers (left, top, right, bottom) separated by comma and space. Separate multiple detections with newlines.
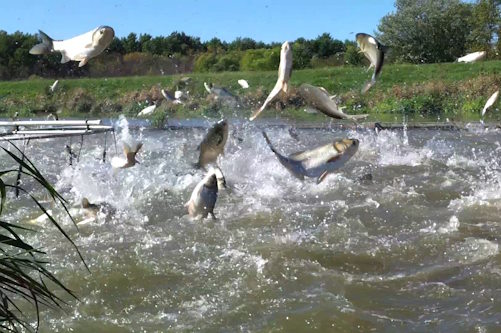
2, 118, 501, 332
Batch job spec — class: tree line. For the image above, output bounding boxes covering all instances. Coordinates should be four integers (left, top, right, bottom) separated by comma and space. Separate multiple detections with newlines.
0, 0, 499, 80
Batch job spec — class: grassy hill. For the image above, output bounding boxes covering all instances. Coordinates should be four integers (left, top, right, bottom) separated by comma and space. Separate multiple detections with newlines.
0, 60, 500, 122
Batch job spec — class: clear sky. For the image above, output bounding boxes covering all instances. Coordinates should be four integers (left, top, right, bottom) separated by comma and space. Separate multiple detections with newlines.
1, 0, 396, 43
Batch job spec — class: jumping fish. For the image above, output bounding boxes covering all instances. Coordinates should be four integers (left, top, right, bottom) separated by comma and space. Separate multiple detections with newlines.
204, 82, 236, 97
262, 131, 359, 184
250, 41, 293, 120
185, 167, 226, 219
196, 119, 229, 168
29, 26, 115, 67
298, 84, 369, 120
458, 51, 486, 63
161, 89, 183, 104
50, 80, 59, 93
81, 197, 100, 216
111, 142, 143, 169
238, 79, 249, 89
137, 103, 157, 117
175, 91, 184, 99
356, 33, 386, 93
482, 90, 499, 117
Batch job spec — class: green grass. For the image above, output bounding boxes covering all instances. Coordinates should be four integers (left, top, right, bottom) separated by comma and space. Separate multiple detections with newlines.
1, 60, 501, 121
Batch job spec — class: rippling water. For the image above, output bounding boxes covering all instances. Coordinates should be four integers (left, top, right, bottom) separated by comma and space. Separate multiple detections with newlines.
2, 118, 501, 332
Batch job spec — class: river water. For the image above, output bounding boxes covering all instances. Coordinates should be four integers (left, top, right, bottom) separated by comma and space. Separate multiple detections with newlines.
2, 118, 501, 332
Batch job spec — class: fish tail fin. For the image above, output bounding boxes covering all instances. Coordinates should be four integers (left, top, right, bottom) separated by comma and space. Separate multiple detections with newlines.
249, 106, 265, 121
133, 142, 143, 153
29, 30, 54, 55
261, 130, 281, 156
250, 82, 282, 121
204, 82, 212, 93
361, 79, 376, 94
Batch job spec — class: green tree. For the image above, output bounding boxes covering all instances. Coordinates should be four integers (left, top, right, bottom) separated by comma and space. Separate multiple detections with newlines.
240, 48, 280, 71
468, 0, 501, 56
344, 40, 365, 65
378, 0, 473, 63
312, 33, 345, 58
122, 33, 140, 53
292, 38, 313, 69
228, 37, 258, 51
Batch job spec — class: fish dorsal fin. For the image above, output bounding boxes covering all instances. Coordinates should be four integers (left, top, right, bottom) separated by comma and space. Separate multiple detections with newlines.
317, 171, 329, 184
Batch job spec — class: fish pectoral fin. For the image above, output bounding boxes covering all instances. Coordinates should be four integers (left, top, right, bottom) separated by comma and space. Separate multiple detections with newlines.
288, 150, 306, 160
78, 58, 89, 67
317, 171, 330, 184
328, 155, 342, 163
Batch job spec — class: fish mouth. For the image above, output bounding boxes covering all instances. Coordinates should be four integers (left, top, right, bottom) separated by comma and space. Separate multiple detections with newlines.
95, 26, 115, 43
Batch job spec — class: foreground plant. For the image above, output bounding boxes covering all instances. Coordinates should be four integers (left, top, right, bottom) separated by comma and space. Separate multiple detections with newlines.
0, 141, 85, 332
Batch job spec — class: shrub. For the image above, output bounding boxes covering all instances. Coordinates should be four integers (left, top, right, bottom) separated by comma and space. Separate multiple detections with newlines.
240, 48, 280, 71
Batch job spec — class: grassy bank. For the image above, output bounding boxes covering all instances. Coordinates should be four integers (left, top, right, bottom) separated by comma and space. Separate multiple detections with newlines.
0, 61, 500, 122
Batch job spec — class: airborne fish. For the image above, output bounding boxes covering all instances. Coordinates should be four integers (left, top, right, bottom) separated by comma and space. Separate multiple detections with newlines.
262, 131, 359, 184
238, 79, 249, 89
482, 90, 499, 117
196, 119, 229, 168
298, 84, 368, 120
356, 33, 386, 93
185, 167, 226, 219
50, 80, 59, 93
29, 26, 115, 67
137, 103, 157, 117
458, 51, 486, 63
111, 142, 143, 169
161, 89, 183, 104
250, 41, 293, 120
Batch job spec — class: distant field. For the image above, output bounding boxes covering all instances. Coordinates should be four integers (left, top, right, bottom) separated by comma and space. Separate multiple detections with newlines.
0, 60, 500, 122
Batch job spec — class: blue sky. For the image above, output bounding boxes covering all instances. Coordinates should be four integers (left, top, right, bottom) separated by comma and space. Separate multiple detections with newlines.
1, 0, 396, 42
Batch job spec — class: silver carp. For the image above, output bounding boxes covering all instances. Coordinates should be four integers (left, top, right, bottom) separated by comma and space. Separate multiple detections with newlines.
356, 33, 386, 93
30, 26, 115, 67
250, 41, 293, 120
262, 131, 359, 184
197, 119, 229, 168
185, 167, 226, 219
298, 84, 368, 120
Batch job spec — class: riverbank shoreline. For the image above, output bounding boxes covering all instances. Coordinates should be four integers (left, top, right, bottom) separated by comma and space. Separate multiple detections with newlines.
1, 60, 500, 123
